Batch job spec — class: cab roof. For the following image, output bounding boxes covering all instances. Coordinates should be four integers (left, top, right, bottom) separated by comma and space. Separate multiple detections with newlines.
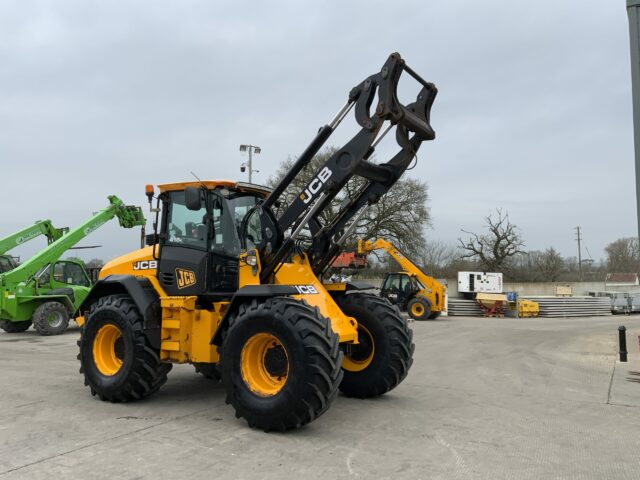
157, 180, 272, 197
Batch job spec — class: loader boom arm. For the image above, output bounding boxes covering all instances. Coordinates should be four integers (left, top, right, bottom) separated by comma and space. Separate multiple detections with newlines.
1, 196, 145, 284
253, 53, 437, 282
0, 220, 67, 256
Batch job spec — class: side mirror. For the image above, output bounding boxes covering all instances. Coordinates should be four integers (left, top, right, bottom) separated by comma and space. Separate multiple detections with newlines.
185, 186, 202, 211
145, 233, 158, 246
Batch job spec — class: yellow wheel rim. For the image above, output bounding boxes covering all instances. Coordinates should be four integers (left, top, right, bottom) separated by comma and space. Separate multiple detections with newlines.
241, 333, 289, 397
411, 302, 425, 317
342, 324, 375, 372
93, 324, 124, 376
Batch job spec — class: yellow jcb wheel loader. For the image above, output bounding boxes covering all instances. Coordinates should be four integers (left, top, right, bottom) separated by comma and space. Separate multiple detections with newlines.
76, 52, 437, 431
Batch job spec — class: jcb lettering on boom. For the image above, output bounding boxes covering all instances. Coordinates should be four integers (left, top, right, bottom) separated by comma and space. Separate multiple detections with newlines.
300, 167, 332, 204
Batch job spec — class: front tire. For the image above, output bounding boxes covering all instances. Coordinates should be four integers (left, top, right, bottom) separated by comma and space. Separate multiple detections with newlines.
0, 320, 32, 333
219, 297, 343, 431
78, 294, 171, 402
337, 293, 414, 398
33, 301, 69, 335
407, 297, 431, 321
194, 363, 221, 382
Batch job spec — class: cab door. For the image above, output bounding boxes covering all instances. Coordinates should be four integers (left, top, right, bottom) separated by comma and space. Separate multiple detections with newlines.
157, 190, 209, 296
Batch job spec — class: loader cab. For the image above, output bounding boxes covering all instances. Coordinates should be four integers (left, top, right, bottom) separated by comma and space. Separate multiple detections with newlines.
380, 272, 420, 308
156, 183, 265, 298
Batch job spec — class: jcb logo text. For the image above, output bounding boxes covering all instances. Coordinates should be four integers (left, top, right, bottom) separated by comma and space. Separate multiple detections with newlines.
294, 285, 319, 295
300, 167, 332, 205
133, 260, 157, 270
176, 268, 197, 289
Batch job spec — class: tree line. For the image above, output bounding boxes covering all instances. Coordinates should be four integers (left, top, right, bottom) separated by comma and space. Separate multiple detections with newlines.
267, 147, 639, 282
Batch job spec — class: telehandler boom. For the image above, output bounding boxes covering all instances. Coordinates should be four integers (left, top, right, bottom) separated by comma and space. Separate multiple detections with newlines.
0, 220, 68, 273
78, 53, 437, 431
0, 196, 145, 335
357, 238, 446, 320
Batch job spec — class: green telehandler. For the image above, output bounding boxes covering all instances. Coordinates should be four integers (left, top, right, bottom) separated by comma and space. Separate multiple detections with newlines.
0, 196, 145, 335
0, 220, 68, 274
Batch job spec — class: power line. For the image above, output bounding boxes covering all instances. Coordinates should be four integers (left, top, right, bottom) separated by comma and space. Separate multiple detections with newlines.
575, 226, 582, 281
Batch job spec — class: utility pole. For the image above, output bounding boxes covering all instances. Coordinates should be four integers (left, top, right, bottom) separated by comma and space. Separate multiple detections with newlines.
575, 226, 583, 281
627, 2, 640, 244
239, 144, 261, 183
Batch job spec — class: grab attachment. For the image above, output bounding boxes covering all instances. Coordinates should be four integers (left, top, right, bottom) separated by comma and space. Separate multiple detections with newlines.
258, 52, 438, 281
352, 52, 437, 143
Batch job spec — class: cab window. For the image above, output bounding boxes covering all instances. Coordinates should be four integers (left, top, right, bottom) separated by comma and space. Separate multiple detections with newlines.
0, 256, 15, 274
211, 193, 261, 256
53, 262, 90, 287
167, 191, 208, 249
384, 274, 401, 292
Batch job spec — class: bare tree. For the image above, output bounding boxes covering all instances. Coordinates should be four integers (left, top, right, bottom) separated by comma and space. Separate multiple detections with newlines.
418, 240, 456, 277
458, 209, 525, 272
605, 237, 640, 273
86, 258, 104, 269
534, 247, 564, 281
268, 147, 431, 257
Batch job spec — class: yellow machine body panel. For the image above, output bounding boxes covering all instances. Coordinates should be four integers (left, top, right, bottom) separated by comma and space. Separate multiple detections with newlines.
93, 247, 358, 364
157, 180, 271, 197
273, 255, 358, 344
100, 246, 158, 279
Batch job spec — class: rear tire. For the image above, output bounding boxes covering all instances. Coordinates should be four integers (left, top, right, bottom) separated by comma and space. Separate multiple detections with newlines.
219, 297, 343, 431
33, 301, 70, 335
78, 294, 171, 402
407, 297, 431, 321
194, 363, 221, 382
0, 320, 32, 333
337, 293, 414, 398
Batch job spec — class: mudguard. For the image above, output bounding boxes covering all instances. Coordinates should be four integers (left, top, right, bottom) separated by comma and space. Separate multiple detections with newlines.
79, 274, 161, 348
210, 284, 299, 346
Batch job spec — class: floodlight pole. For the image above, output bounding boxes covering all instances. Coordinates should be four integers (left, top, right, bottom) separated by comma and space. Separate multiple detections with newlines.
627, 0, 640, 243
239, 144, 261, 183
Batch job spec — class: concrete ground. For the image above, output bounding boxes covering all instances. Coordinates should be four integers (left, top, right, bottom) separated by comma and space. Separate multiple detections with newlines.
1, 315, 640, 480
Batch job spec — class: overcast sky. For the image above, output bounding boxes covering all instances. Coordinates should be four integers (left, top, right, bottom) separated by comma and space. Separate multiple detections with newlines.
0, 0, 635, 264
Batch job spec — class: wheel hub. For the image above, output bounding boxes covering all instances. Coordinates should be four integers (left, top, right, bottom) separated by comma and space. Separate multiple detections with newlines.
349, 329, 374, 362
264, 345, 288, 378
342, 324, 375, 372
240, 333, 289, 397
47, 311, 64, 328
92, 324, 124, 376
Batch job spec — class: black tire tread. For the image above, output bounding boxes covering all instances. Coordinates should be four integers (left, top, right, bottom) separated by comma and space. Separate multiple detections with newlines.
219, 296, 343, 432
337, 293, 414, 398
0, 319, 32, 333
194, 363, 221, 382
77, 294, 171, 403
407, 296, 431, 321
33, 301, 70, 336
